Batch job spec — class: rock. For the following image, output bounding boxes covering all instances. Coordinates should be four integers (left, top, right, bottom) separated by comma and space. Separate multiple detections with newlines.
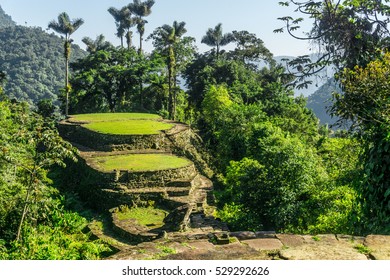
188, 240, 215, 251
364, 235, 390, 260
279, 235, 368, 260
164, 204, 193, 231
242, 238, 283, 251
157, 230, 168, 239
230, 231, 257, 240
255, 231, 277, 238
212, 232, 230, 245
277, 234, 305, 247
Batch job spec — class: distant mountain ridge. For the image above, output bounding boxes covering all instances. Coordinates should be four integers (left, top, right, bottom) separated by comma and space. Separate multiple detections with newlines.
273, 55, 339, 126
0, 5, 86, 105
274, 55, 335, 97
306, 78, 340, 126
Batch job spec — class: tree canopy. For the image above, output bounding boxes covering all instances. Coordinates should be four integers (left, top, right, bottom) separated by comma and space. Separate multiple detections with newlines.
0, 25, 85, 105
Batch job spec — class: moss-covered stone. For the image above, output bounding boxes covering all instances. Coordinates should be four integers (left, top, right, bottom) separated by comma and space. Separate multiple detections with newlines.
58, 121, 170, 151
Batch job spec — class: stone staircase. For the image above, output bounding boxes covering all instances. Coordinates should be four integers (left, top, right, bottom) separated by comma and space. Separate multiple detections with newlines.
58, 115, 227, 252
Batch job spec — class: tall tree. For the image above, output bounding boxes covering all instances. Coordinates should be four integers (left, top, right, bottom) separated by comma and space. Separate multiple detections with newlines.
275, 0, 390, 88
108, 6, 135, 49
277, 0, 390, 233
108, 7, 125, 47
229, 30, 275, 67
128, 0, 155, 54
48, 12, 84, 117
150, 21, 189, 120
82, 34, 113, 54
201, 23, 234, 59
333, 53, 390, 231
70, 48, 164, 113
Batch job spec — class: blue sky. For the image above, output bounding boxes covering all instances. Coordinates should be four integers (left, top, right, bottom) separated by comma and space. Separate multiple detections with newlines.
0, 0, 313, 56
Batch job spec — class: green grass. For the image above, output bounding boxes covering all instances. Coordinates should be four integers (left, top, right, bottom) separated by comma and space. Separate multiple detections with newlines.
312, 236, 321, 242
116, 207, 168, 229
354, 244, 372, 255
68, 113, 173, 135
91, 153, 191, 171
83, 120, 174, 135
69, 113, 161, 122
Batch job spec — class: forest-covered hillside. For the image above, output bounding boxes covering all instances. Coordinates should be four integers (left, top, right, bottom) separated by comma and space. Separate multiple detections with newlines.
0, 6, 15, 28
0, 7, 86, 105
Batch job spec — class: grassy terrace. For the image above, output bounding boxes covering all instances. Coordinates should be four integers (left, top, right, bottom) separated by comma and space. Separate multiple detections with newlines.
90, 154, 191, 172
68, 113, 174, 135
117, 207, 168, 229
69, 113, 161, 122
83, 120, 174, 135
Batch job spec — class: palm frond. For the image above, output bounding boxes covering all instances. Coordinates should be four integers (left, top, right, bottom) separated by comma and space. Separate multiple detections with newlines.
129, 0, 155, 17
173, 21, 187, 38
201, 23, 233, 47
48, 12, 84, 37
108, 7, 121, 22
70, 18, 84, 35
220, 33, 234, 46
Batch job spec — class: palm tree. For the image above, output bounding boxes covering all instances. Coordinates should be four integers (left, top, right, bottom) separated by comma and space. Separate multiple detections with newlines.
201, 23, 233, 59
152, 21, 187, 119
108, 6, 135, 49
128, 0, 155, 54
82, 34, 113, 53
48, 12, 84, 117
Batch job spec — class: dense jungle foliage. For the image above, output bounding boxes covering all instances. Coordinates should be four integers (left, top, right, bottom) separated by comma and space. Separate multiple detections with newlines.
0, 85, 111, 259
0, 23, 85, 105
1, 0, 389, 259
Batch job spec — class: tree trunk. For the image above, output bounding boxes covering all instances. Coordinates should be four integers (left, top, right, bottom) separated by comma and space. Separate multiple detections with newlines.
64, 40, 71, 117
16, 170, 35, 242
139, 80, 143, 107
173, 73, 177, 121
139, 34, 143, 55
168, 46, 176, 120
126, 31, 132, 50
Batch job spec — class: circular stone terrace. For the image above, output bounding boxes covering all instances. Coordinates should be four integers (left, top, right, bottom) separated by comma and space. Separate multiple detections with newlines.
67, 113, 175, 135
59, 113, 185, 151
61, 113, 197, 186
88, 153, 192, 173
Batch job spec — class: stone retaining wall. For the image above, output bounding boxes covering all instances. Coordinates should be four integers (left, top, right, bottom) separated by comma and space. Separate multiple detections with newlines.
58, 121, 170, 151
86, 163, 197, 188
114, 164, 197, 188
166, 127, 214, 178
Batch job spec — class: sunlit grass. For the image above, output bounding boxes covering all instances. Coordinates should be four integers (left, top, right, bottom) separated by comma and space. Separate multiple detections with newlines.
69, 113, 161, 122
116, 207, 168, 228
83, 120, 174, 135
91, 153, 191, 171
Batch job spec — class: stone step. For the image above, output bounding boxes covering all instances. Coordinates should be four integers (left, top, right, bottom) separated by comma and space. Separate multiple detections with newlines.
108, 186, 193, 197
166, 187, 193, 197
166, 179, 193, 188
189, 213, 229, 232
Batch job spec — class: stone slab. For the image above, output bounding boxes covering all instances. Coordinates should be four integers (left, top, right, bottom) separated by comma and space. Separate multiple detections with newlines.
187, 240, 215, 251
255, 231, 277, 238
277, 234, 305, 247
230, 231, 257, 240
364, 235, 390, 260
279, 236, 368, 260
242, 238, 283, 251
